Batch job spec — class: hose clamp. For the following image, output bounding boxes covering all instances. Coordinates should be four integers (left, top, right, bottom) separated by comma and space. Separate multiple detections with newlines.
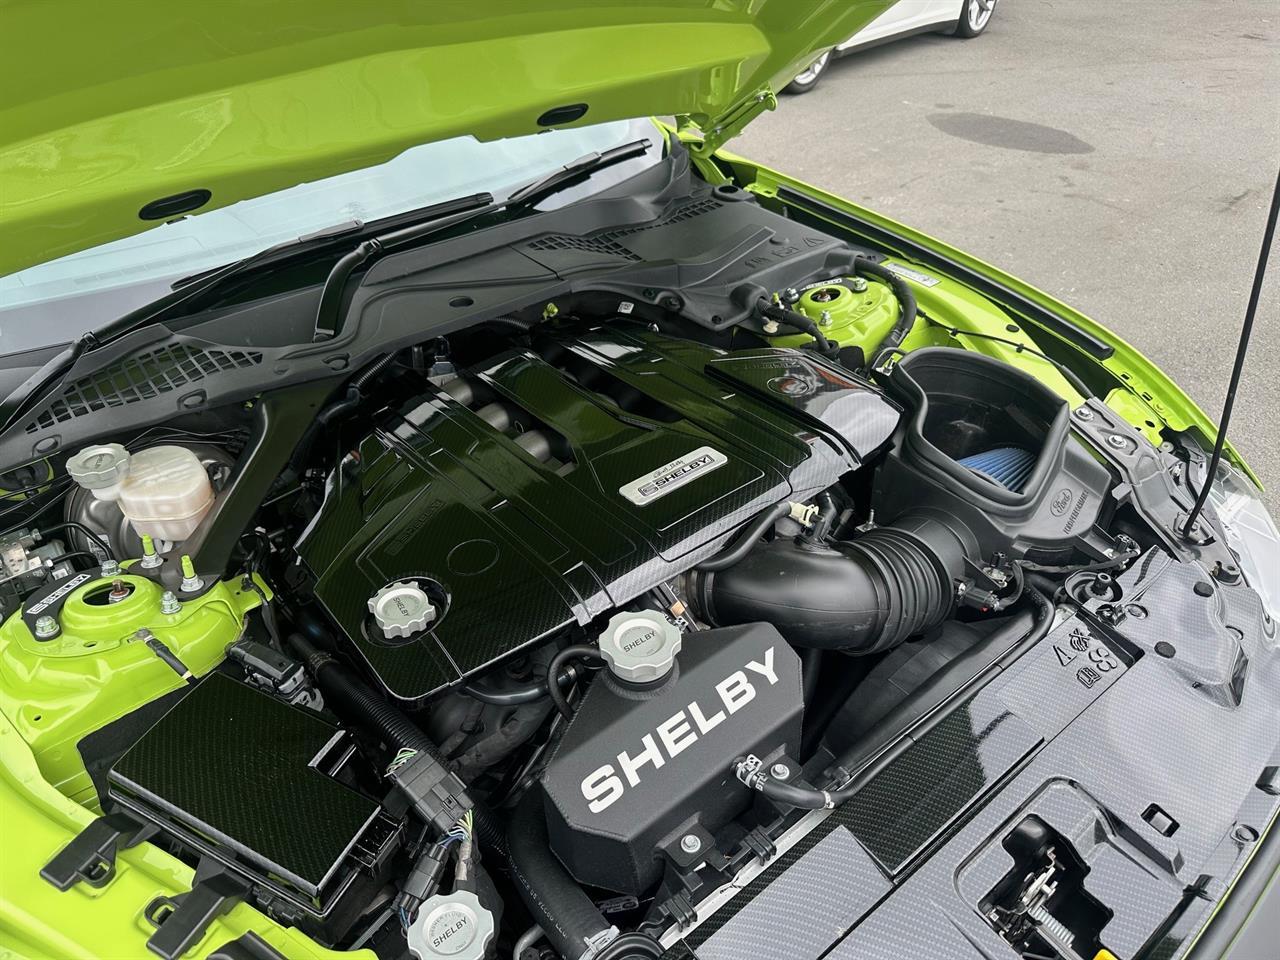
579, 926, 620, 960
734, 755, 767, 790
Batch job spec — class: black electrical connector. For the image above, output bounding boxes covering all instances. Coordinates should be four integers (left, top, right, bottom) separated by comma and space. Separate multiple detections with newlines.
387, 749, 473, 836
401, 841, 450, 905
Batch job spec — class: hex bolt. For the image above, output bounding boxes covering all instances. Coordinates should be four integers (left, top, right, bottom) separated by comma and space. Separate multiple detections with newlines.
818, 310, 833, 327
782, 287, 800, 304
160, 591, 181, 615
770, 762, 792, 780
680, 834, 702, 855
34, 615, 60, 639
1073, 406, 1095, 421
1106, 435, 1127, 449
850, 276, 869, 293
762, 319, 780, 335
107, 578, 130, 603
100, 558, 120, 577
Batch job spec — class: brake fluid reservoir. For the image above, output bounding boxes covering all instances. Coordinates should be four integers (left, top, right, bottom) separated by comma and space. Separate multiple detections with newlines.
115, 446, 214, 542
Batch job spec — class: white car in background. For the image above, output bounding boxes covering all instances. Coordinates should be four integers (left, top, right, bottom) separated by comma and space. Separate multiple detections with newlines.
785, 0, 997, 93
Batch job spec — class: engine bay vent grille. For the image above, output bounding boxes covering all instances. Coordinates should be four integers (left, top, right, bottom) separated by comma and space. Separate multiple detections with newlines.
603, 196, 723, 240
525, 197, 723, 263
526, 234, 640, 261
26, 343, 263, 432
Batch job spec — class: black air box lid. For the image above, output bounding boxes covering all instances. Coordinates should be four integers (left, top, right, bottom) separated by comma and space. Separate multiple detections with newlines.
107, 674, 382, 912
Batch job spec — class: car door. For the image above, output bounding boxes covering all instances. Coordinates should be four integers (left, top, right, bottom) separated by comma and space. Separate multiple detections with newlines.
838, 0, 958, 50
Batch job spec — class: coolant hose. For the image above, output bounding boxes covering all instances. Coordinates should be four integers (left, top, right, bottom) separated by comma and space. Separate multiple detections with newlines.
853, 258, 917, 354
508, 790, 616, 960
693, 512, 972, 654
285, 633, 508, 857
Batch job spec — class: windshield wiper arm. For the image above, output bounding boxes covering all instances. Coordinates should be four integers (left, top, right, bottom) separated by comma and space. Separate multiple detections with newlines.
311, 138, 652, 342
0, 193, 496, 435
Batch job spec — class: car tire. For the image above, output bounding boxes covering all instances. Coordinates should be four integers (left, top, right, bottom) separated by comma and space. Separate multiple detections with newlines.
953, 0, 996, 38
783, 51, 831, 95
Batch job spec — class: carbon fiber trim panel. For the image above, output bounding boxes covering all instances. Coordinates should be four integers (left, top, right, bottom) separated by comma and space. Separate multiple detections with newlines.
839, 698, 1041, 872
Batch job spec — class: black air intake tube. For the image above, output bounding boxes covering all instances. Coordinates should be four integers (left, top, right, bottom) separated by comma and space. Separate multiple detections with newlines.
691, 512, 973, 654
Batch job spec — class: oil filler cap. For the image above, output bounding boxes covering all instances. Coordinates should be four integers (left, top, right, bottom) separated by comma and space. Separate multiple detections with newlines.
368, 581, 436, 639
599, 610, 682, 684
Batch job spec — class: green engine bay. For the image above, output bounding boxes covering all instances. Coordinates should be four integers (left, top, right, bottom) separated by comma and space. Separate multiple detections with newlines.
0, 568, 265, 807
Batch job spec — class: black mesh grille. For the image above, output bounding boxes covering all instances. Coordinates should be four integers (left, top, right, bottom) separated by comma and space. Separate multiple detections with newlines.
525, 197, 723, 262
27, 343, 263, 432
527, 234, 640, 260
604, 196, 723, 240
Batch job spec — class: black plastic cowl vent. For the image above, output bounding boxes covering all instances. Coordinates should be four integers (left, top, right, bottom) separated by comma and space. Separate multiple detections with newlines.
25, 343, 263, 433
525, 196, 723, 262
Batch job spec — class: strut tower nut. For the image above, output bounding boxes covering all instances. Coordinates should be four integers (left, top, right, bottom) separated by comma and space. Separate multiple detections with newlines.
369, 581, 437, 639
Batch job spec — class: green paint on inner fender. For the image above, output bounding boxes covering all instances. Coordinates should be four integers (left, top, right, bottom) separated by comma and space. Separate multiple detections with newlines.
0, 568, 266, 806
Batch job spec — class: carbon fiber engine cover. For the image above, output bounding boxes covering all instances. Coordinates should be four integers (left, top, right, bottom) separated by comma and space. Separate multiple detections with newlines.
296, 327, 898, 703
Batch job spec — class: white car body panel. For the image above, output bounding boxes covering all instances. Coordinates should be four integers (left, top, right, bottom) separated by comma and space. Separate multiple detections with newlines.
835, 0, 960, 50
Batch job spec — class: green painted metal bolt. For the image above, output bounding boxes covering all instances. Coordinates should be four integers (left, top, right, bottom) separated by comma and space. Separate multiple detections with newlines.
139, 534, 163, 569
178, 555, 204, 593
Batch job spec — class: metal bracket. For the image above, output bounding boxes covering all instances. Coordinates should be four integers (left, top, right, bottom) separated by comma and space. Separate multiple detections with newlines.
40, 811, 159, 891
679, 89, 777, 157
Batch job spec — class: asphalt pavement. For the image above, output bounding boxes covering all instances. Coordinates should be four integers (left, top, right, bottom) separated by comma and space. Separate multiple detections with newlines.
734, 0, 1280, 511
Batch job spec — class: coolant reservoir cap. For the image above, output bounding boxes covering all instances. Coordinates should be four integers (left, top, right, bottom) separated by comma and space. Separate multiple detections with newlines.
406, 890, 493, 960
599, 610, 682, 683
66, 443, 131, 490
368, 581, 436, 639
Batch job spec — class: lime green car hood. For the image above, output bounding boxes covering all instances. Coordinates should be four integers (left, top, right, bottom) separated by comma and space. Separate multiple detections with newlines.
0, 0, 893, 278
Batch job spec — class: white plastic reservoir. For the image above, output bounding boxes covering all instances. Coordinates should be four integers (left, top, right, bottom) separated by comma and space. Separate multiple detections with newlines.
67, 444, 215, 543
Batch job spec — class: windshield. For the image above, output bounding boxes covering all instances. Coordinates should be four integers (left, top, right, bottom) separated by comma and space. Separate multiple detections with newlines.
0, 118, 659, 354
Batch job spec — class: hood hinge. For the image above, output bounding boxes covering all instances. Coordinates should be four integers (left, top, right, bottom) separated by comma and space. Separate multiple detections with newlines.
680, 87, 777, 157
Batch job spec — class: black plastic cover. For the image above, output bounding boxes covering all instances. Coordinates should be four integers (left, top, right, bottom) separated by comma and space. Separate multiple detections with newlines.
107, 674, 384, 917
298, 327, 897, 703
541, 622, 803, 894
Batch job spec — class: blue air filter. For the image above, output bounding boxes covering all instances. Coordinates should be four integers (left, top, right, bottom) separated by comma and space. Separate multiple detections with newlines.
958, 446, 1036, 492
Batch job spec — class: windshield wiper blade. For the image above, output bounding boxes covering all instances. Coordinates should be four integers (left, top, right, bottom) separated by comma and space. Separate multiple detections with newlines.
505, 137, 652, 207
311, 138, 652, 342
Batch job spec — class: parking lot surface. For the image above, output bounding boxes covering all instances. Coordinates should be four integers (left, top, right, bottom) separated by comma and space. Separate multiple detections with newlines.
735, 0, 1280, 509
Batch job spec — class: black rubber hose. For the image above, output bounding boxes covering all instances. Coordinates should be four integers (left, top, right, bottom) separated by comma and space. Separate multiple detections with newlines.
853, 258, 917, 354
695, 512, 972, 654
31, 521, 115, 562
694, 501, 792, 572
508, 790, 614, 960
757, 300, 834, 354
547, 645, 603, 720
481, 315, 538, 335
460, 664, 579, 707
285, 633, 509, 858
285, 352, 396, 476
